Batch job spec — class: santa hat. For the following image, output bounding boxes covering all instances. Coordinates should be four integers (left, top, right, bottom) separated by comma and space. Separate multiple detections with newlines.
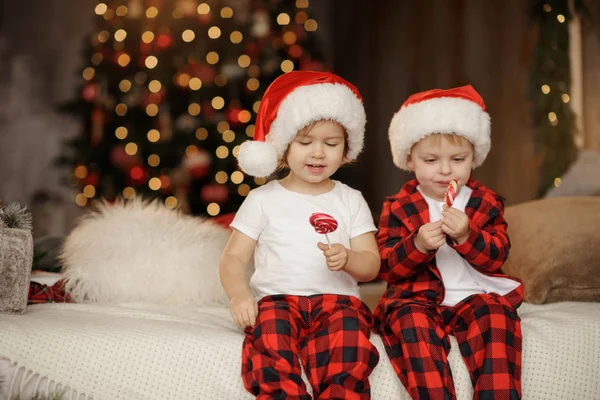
237, 71, 366, 177
388, 84, 491, 170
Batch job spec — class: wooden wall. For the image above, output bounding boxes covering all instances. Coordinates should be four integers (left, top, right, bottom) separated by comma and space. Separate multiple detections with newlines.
328, 0, 600, 218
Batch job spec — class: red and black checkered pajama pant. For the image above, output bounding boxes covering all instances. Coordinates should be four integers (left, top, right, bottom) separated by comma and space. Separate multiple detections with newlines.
242, 294, 380, 400
379, 293, 521, 400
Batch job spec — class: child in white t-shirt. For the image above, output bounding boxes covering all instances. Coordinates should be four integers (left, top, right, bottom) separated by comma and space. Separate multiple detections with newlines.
219, 71, 380, 399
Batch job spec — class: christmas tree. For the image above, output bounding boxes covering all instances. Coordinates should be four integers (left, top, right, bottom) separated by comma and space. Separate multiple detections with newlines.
58, 0, 325, 216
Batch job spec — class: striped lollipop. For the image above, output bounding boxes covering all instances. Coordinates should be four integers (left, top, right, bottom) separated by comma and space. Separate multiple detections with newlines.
309, 212, 338, 248
445, 179, 458, 207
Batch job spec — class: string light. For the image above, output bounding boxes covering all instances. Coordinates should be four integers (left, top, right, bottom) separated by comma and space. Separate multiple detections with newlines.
189, 77, 202, 90
215, 171, 228, 183
116, 5, 128, 16
188, 103, 201, 116
208, 27, 222, 39
231, 171, 244, 184
197, 3, 210, 14
115, 127, 128, 139
212, 96, 225, 110
82, 67, 95, 80
216, 146, 229, 159
221, 7, 233, 18
114, 29, 127, 41
206, 51, 219, 64
115, 103, 128, 116
182, 29, 195, 42
95, 3, 108, 15
148, 177, 162, 191
83, 185, 96, 198
146, 104, 159, 116
238, 55, 251, 68
238, 184, 250, 196
541, 84, 550, 94
186, 145, 199, 156
148, 154, 160, 167
196, 128, 209, 140
557, 14, 565, 23
207, 203, 220, 216
554, 177, 562, 187
74, 165, 88, 179
304, 19, 318, 31
75, 194, 88, 207
123, 187, 135, 199
147, 129, 160, 142
222, 130, 235, 143
125, 142, 138, 155
142, 31, 155, 43
146, 7, 159, 18
277, 13, 290, 25
217, 121, 230, 133
230, 31, 243, 43
145, 56, 158, 69
280, 60, 294, 72
165, 196, 178, 209
148, 80, 162, 93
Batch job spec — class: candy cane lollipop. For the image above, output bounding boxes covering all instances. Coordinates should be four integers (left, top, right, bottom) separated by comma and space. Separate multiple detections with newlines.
445, 179, 458, 207
309, 212, 338, 248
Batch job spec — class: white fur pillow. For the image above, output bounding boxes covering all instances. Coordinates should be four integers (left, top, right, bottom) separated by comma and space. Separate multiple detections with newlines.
61, 199, 232, 306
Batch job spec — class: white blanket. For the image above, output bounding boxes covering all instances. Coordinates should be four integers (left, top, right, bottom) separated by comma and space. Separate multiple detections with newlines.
1, 302, 599, 399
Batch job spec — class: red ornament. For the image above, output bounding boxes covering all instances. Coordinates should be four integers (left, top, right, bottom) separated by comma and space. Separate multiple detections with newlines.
82, 83, 100, 102
128, 166, 148, 186
244, 42, 260, 58
300, 58, 325, 72
183, 149, 212, 179
227, 107, 242, 126
196, 64, 217, 83
156, 33, 173, 49
159, 175, 172, 193
288, 44, 303, 59
84, 172, 99, 186
91, 108, 105, 147
201, 183, 229, 204
110, 145, 139, 170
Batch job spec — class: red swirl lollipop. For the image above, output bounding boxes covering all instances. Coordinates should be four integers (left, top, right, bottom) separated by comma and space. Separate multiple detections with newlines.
445, 179, 458, 207
309, 212, 338, 247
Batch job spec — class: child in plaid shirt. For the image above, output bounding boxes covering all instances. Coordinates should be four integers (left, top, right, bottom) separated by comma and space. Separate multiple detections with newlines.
220, 71, 380, 399
375, 85, 523, 400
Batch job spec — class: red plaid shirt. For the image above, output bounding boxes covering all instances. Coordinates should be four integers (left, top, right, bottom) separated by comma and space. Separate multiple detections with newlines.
374, 179, 522, 321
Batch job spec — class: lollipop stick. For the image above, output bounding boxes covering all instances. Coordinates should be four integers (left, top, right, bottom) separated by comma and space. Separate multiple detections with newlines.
325, 233, 332, 249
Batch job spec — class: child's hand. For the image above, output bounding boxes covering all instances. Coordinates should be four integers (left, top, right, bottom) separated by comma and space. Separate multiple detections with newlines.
229, 294, 258, 328
317, 242, 349, 271
414, 220, 445, 253
441, 207, 470, 244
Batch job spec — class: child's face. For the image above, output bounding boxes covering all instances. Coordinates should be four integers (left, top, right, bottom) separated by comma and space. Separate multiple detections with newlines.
285, 120, 346, 185
407, 134, 474, 201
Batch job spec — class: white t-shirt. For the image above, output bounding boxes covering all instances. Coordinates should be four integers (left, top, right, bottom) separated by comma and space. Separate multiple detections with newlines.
417, 185, 486, 306
231, 180, 377, 300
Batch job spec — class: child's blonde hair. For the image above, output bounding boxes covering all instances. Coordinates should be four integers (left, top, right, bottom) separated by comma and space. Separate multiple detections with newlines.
419, 133, 474, 148
277, 119, 350, 170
